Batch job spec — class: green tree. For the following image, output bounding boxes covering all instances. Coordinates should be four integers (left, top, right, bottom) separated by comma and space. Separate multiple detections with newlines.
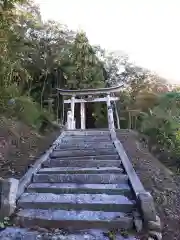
63, 31, 105, 89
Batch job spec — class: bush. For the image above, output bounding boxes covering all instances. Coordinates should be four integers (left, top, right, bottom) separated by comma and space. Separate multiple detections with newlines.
0, 84, 21, 112
139, 96, 180, 168
13, 96, 54, 130
0, 84, 55, 132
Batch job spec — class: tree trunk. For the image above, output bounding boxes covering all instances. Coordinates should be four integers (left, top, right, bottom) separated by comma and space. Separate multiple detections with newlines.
40, 72, 48, 110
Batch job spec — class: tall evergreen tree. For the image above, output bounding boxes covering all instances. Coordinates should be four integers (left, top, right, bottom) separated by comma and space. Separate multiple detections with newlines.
63, 31, 105, 89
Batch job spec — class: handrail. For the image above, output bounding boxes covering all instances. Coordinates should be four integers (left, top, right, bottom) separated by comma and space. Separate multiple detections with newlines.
109, 128, 157, 222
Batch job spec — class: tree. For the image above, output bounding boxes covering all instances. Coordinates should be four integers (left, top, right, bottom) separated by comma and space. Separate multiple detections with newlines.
93, 47, 128, 86
62, 31, 105, 89
0, 0, 176, 137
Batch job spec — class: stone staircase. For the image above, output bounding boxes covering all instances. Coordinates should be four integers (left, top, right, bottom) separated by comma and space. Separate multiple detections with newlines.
0, 130, 157, 239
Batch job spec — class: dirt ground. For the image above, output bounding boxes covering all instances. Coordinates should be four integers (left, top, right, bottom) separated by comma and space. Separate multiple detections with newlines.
0, 117, 61, 179
116, 129, 180, 240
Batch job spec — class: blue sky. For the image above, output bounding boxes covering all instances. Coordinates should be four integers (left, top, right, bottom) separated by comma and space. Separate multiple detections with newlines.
35, 0, 180, 83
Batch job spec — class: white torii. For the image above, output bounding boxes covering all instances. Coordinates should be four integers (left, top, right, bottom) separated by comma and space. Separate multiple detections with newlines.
57, 85, 122, 130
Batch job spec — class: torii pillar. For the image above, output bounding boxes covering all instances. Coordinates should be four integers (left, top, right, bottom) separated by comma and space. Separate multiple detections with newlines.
70, 95, 75, 129
106, 94, 115, 130
80, 102, 86, 129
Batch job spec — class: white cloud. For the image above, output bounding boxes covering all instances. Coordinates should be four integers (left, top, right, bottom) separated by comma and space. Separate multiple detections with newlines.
35, 0, 180, 83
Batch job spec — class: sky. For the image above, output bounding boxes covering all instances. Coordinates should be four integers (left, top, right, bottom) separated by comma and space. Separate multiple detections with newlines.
35, 0, 180, 83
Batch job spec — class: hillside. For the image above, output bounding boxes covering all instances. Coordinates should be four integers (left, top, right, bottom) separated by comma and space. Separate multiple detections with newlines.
117, 130, 180, 240
0, 117, 60, 179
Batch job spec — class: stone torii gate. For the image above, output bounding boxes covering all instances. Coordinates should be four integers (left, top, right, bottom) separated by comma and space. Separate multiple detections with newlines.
57, 85, 122, 130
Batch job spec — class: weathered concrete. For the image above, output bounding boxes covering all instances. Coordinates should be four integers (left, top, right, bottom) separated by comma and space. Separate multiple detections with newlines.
38, 167, 124, 174
133, 211, 143, 232
61, 154, 121, 160
16, 209, 134, 230
57, 142, 114, 149
61, 137, 112, 143
7, 129, 150, 239
149, 231, 162, 240
148, 215, 161, 231
63, 135, 111, 141
0, 228, 36, 240
112, 137, 146, 196
65, 130, 110, 136
55, 145, 115, 151
0, 178, 19, 219
62, 135, 111, 140
64, 135, 110, 139
50, 149, 118, 158
33, 173, 129, 184
18, 193, 135, 212
16, 131, 66, 199
0, 227, 139, 240
138, 192, 156, 221
53, 147, 116, 153
61, 140, 112, 145
109, 129, 159, 230
46, 154, 120, 161
43, 159, 122, 168
27, 183, 132, 197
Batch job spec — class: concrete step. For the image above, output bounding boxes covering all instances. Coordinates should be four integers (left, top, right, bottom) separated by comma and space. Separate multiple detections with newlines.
48, 154, 120, 161
61, 140, 113, 145
63, 134, 110, 139
38, 167, 124, 174
63, 137, 111, 140
57, 143, 114, 149
56, 146, 115, 151
54, 147, 116, 152
43, 159, 122, 168
18, 193, 135, 212
65, 131, 110, 136
33, 173, 129, 184
27, 183, 132, 197
0, 227, 139, 240
61, 137, 112, 143
50, 149, 118, 158
15, 209, 134, 230
4, 130, 143, 239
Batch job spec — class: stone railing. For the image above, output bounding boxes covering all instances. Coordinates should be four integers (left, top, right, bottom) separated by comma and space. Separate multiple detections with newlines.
0, 131, 66, 220
108, 126, 162, 239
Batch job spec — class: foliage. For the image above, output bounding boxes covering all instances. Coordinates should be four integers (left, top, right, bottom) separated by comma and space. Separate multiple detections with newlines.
13, 96, 49, 127
62, 31, 105, 89
0, 217, 11, 229
134, 91, 159, 112
138, 93, 180, 167
100, 50, 180, 167
140, 107, 178, 147
0, 0, 106, 129
1, 0, 180, 170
